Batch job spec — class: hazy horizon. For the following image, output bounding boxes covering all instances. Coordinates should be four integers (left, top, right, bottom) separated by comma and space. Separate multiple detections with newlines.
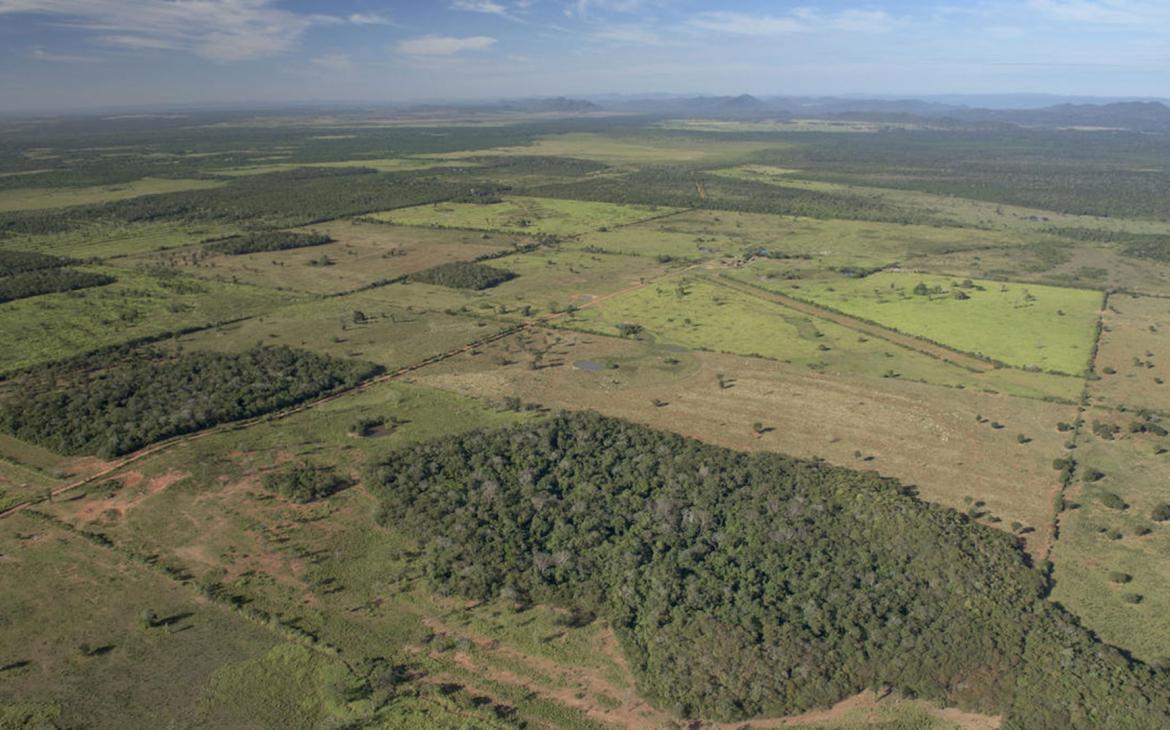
2, 0, 1170, 113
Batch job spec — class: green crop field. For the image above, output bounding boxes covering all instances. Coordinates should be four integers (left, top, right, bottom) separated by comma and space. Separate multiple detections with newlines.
367, 196, 681, 237
752, 271, 1102, 374
0, 220, 244, 259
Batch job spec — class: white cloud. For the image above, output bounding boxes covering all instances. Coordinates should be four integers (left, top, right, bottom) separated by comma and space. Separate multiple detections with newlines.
451, 0, 509, 16
396, 35, 498, 56
348, 13, 395, 26
0, 0, 320, 61
1027, 0, 1144, 24
589, 24, 663, 45
686, 9, 895, 36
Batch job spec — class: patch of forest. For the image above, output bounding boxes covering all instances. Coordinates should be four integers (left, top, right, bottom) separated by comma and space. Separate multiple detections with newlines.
368, 412, 1170, 727
0, 345, 382, 457
0, 249, 71, 276
0, 267, 115, 303
410, 261, 517, 290
203, 230, 332, 255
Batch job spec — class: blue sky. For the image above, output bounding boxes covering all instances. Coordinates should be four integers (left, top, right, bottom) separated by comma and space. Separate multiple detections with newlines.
1, 0, 1168, 112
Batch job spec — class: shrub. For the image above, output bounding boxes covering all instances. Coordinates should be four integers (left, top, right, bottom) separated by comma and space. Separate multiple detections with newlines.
1108, 572, 1132, 584
1099, 492, 1127, 510
1152, 503, 1170, 522
262, 462, 344, 503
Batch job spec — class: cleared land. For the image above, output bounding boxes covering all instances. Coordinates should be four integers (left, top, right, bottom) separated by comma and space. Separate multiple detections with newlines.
751, 271, 1102, 374
0, 267, 302, 374
1091, 293, 1170, 411
118, 221, 511, 295
570, 209, 1020, 268
367, 196, 681, 237
0, 178, 224, 212
1050, 408, 1170, 663
566, 273, 1081, 401
432, 132, 785, 165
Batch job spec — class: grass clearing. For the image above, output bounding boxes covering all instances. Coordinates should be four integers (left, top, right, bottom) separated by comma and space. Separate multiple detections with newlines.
368, 195, 680, 237
432, 131, 785, 165
119, 220, 511, 295
0, 177, 224, 213
0, 266, 302, 373
0, 220, 244, 259
566, 274, 1080, 400
767, 271, 1102, 374
571, 209, 1018, 268
1050, 408, 1170, 663
207, 157, 471, 176
176, 293, 503, 371
1091, 293, 1170, 411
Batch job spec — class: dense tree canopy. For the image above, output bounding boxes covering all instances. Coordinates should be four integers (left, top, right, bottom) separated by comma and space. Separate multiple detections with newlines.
410, 261, 517, 290
0, 345, 382, 457
369, 413, 1170, 726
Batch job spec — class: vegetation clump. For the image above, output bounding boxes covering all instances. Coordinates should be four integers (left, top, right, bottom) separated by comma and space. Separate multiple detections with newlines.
0, 346, 382, 457
262, 462, 344, 503
203, 230, 332, 255
0, 268, 115, 303
368, 413, 1170, 726
410, 261, 516, 290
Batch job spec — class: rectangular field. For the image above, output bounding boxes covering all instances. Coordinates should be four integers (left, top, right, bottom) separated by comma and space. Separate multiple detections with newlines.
367, 196, 681, 237
758, 271, 1102, 374
0, 177, 224, 213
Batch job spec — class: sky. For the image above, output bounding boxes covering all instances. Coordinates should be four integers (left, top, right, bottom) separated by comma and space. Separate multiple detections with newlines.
1, 0, 1168, 112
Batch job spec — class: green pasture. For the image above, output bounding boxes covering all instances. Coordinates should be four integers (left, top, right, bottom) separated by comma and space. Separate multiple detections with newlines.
0, 266, 301, 373
566, 275, 1080, 399
762, 271, 1102, 374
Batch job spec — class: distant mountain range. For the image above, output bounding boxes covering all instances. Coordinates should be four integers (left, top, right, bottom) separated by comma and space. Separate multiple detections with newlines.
441, 94, 1170, 133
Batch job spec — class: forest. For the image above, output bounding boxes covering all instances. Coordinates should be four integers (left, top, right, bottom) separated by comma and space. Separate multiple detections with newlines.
410, 261, 517, 290
369, 413, 1170, 727
0, 345, 381, 457
0, 268, 115, 303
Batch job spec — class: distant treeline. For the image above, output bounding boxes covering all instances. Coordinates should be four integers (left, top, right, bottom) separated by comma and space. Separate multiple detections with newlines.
204, 230, 332, 255
0, 345, 382, 457
369, 413, 1170, 727
520, 167, 946, 226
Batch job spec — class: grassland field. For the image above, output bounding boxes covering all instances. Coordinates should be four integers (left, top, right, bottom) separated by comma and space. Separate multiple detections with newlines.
740, 270, 1102, 374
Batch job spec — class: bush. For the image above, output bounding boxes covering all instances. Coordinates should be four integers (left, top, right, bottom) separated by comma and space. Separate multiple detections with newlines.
262, 462, 344, 503
204, 231, 332, 255
1152, 503, 1170, 522
1108, 571, 1132, 584
1099, 492, 1127, 510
